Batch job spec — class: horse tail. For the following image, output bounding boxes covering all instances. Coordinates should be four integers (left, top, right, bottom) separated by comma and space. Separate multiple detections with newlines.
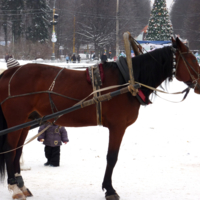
0, 104, 7, 181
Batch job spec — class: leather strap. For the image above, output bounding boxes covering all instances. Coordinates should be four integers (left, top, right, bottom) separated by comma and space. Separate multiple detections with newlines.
116, 57, 147, 105
116, 57, 130, 83
15, 175, 24, 188
8, 178, 17, 185
88, 65, 103, 125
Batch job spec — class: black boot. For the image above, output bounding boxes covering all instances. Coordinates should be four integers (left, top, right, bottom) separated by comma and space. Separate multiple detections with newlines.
44, 161, 50, 166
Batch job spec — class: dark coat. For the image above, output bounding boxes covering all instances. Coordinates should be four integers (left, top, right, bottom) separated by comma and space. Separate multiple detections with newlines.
101, 54, 107, 62
108, 52, 112, 59
38, 124, 69, 147
71, 54, 76, 61
77, 55, 81, 61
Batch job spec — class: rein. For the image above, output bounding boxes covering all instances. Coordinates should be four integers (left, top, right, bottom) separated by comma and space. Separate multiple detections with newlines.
0, 124, 52, 154
176, 50, 200, 90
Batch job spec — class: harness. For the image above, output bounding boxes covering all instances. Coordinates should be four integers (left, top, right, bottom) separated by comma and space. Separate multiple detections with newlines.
87, 65, 103, 125
116, 57, 149, 105
2, 66, 81, 125
116, 46, 197, 104
175, 49, 200, 91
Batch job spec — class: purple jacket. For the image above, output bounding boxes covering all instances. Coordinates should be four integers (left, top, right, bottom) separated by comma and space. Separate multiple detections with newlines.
37, 124, 69, 147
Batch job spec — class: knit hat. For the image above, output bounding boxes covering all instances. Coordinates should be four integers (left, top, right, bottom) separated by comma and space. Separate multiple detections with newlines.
7, 58, 19, 68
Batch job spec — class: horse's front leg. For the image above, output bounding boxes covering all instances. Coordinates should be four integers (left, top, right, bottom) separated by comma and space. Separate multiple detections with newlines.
102, 126, 125, 200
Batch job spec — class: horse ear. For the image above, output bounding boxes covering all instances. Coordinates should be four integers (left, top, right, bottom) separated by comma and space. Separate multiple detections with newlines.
175, 37, 188, 51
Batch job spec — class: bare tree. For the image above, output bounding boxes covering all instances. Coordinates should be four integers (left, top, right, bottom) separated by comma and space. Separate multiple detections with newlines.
171, 0, 200, 49
0, 0, 151, 59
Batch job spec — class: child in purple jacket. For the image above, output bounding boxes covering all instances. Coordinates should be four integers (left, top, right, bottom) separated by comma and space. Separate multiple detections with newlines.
38, 124, 69, 167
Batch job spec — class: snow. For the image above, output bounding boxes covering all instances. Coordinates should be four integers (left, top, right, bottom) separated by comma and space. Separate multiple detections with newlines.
0, 59, 99, 71
0, 60, 200, 200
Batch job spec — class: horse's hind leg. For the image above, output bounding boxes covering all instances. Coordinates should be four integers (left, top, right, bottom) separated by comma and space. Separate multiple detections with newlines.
14, 127, 33, 197
2, 105, 33, 200
4, 132, 26, 200
102, 125, 126, 200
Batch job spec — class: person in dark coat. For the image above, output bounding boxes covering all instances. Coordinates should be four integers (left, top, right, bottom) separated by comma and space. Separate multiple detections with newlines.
101, 53, 107, 62
38, 124, 69, 167
77, 54, 81, 63
71, 54, 76, 63
108, 51, 112, 59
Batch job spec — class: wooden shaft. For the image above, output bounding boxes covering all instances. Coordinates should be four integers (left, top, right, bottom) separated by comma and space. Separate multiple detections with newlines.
129, 36, 141, 56
123, 32, 135, 86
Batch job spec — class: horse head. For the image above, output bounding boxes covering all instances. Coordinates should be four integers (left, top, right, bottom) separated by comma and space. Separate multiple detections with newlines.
172, 37, 200, 94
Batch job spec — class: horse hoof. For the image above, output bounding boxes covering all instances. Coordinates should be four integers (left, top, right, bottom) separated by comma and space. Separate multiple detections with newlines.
20, 187, 33, 197
106, 194, 120, 200
12, 193, 26, 200
23, 188, 33, 197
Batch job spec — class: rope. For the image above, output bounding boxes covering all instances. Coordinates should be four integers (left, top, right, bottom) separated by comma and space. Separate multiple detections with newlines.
49, 67, 65, 91
135, 81, 186, 95
155, 88, 190, 103
0, 90, 80, 105
8, 65, 24, 96
0, 124, 51, 154
74, 83, 129, 106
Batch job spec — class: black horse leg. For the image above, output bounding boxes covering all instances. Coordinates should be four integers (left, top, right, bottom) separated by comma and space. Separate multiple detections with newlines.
4, 150, 17, 184
102, 126, 125, 200
14, 127, 29, 175
102, 150, 119, 196
14, 128, 33, 197
4, 149, 26, 200
14, 147, 23, 174
3, 131, 27, 199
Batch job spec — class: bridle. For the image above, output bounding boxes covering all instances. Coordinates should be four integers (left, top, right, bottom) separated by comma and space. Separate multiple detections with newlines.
173, 47, 200, 91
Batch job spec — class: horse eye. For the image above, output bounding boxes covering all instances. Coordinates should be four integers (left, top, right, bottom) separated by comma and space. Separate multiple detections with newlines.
193, 59, 197, 63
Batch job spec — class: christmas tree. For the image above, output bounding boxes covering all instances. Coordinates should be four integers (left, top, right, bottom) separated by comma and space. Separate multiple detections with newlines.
145, 0, 173, 41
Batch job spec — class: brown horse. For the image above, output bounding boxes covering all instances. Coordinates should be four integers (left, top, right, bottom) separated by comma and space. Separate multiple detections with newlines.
0, 37, 199, 200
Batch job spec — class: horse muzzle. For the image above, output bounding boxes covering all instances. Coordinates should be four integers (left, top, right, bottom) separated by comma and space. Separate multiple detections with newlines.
194, 82, 200, 94
185, 81, 200, 94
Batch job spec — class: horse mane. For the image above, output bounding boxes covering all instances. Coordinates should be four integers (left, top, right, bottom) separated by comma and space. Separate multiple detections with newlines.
131, 46, 173, 101
107, 46, 173, 103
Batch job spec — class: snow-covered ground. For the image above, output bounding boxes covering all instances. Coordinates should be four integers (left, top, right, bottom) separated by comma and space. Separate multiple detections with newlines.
0, 60, 200, 200
0, 58, 99, 71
